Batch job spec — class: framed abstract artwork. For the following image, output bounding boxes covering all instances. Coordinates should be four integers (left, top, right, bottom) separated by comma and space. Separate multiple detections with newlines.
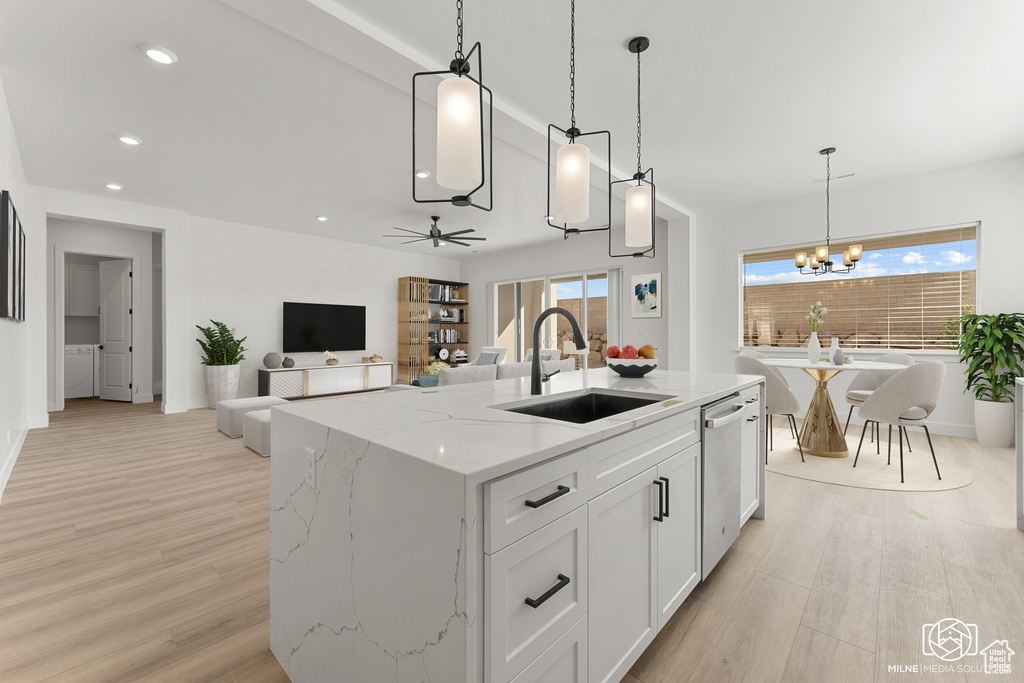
630, 272, 661, 318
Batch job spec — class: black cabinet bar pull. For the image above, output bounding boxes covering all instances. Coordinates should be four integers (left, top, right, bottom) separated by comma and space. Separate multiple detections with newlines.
653, 479, 664, 522
525, 574, 570, 608
525, 485, 570, 509
745, 397, 758, 403
660, 476, 670, 518
746, 415, 759, 422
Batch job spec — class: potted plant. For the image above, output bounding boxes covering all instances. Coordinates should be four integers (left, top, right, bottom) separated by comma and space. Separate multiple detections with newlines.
196, 320, 248, 409
956, 312, 1024, 447
805, 301, 827, 363
417, 360, 450, 388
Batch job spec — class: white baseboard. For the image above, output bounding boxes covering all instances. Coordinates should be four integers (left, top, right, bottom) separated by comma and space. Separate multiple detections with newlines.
27, 414, 49, 430
0, 429, 27, 506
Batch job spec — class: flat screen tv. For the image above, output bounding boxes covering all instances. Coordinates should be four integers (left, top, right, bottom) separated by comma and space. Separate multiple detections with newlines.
283, 302, 366, 353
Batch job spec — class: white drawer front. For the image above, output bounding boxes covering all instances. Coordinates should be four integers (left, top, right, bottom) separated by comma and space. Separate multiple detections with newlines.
485, 449, 587, 554
486, 506, 588, 683
269, 370, 304, 398
588, 409, 699, 496
509, 615, 587, 683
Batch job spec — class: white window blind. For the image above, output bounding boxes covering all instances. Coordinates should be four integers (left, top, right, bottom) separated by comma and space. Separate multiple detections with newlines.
741, 226, 977, 350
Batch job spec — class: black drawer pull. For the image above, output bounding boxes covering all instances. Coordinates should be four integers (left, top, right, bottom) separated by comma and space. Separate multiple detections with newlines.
745, 397, 758, 404
525, 574, 571, 608
653, 479, 665, 522
525, 485, 570, 509
660, 476, 670, 518
746, 415, 759, 422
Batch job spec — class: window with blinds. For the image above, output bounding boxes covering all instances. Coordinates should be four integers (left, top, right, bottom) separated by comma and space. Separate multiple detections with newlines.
741, 225, 977, 350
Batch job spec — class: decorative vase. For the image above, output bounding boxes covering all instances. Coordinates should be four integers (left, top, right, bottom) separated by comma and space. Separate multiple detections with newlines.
282, 357, 295, 368
369, 354, 383, 363
417, 373, 440, 387
263, 352, 281, 369
326, 359, 339, 366
806, 331, 821, 363
974, 399, 1015, 447
202, 364, 240, 409
833, 347, 846, 366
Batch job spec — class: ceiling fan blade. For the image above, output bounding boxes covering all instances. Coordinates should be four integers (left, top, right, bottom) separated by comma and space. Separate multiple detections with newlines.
392, 227, 426, 235
450, 236, 486, 241
442, 229, 476, 237
384, 233, 424, 238
446, 239, 472, 247
402, 238, 431, 245
432, 235, 439, 248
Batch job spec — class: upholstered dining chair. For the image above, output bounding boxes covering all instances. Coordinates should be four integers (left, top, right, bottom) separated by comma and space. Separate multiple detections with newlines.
844, 353, 914, 437
735, 352, 804, 462
853, 361, 945, 483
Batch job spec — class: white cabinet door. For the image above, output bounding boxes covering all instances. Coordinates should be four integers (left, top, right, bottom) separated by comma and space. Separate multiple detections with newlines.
66, 264, 100, 316
588, 467, 658, 683
739, 408, 761, 524
656, 444, 701, 630
306, 368, 339, 396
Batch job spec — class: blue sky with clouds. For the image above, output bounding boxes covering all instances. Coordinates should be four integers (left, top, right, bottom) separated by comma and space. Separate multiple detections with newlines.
744, 240, 976, 286
554, 277, 608, 299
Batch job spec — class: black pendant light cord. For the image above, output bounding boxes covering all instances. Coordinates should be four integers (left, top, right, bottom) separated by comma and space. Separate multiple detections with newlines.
568, 0, 577, 137
824, 149, 831, 248
635, 46, 643, 179
455, 0, 465, 61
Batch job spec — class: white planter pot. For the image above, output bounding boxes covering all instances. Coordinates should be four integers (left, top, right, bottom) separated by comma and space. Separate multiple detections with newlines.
203, 364, 241, 409
806, 332, 821, 363
974, 398, 1015, 448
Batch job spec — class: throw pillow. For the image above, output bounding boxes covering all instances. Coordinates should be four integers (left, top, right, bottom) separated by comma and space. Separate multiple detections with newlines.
475, 351, 499, 366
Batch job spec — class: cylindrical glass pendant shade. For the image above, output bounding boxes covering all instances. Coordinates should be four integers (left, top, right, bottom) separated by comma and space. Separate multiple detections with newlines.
795, 252, 807, 268
624, 184, 653, 247
815, 245, 829, 261
554, 142, 591, 223
436, 76, 482, 191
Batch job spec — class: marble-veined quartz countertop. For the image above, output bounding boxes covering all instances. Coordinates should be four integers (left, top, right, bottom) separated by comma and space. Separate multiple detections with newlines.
273, 368, 762, 483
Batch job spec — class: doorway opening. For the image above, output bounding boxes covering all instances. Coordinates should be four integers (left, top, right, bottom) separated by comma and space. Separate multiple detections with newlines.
47, 217, 164, 413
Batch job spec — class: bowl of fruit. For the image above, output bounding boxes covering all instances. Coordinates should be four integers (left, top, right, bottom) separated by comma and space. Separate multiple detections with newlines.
605, 344, 657, 377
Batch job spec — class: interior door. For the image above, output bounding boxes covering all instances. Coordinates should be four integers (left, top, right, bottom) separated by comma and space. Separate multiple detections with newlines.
99, 259, 132, 402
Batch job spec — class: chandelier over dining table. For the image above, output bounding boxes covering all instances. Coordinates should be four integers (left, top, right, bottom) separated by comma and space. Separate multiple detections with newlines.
794, 147, 863, 274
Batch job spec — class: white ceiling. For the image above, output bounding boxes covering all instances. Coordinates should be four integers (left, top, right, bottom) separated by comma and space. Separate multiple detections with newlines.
2, 0, 1023, 258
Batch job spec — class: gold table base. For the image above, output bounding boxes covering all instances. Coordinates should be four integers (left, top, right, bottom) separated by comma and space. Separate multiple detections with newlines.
798, 367, 849, 458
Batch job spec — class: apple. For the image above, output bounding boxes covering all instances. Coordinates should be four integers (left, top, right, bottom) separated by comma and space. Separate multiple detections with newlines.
620, 346, 639, 359
605, 345, 620, 358
638, 344, 656, 359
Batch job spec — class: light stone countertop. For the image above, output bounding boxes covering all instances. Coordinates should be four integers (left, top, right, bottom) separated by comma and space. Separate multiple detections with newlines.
274, 368, 763, 482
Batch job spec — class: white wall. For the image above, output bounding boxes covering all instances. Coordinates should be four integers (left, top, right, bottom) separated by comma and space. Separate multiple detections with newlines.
460, 218, 679, 368
0, 74, 44, 502
183, 215, 461, 407
47, 218, 156, 410
696, 154, 1024, 437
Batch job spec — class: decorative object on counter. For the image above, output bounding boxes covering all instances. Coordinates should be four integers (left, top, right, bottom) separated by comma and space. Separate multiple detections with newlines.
607, 356, 658, 377
794, 147, 862, 275
806, 301, 826, 362
369, 353, 383, 363
546, 0, 611, 239
411, 0, 493, 212
282, 356, 295, 368
196, 320, 248, 409
609, 37, 656, 258
325, 351, 339, 366
384, 215, 486, 248
263, 352, 282, 369
956, 312, 1024, 447
630, 272, 661, 318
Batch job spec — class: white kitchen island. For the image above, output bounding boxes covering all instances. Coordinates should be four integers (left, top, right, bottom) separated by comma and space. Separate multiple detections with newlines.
269, 369, 765, 683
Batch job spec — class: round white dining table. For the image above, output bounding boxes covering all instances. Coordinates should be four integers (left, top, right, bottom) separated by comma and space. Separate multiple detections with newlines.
759, 358, 906, 458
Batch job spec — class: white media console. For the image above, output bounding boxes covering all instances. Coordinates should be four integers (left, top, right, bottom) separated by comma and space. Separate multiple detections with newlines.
258, 362, 393, 399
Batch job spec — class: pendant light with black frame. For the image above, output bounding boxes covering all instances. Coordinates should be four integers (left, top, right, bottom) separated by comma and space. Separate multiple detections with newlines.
547, 0, 612, 239
411, 0, 493, 211
609, 37, 655, 258
793, 147, 863, 274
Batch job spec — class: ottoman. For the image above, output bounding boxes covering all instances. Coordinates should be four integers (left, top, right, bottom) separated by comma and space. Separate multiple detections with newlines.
217, 396, 289, 438
243, 409, 273, 457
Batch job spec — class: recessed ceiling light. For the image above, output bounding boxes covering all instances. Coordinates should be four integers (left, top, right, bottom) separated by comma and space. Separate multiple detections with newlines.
106, 183, 123, 191
415, 170, 431, 179
316, 216, 328, 222
118, 135, 141, 146
141, 44, 178, 65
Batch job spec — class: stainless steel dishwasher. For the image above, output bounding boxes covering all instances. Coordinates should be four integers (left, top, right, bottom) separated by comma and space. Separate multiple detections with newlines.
701, 393, 756, 578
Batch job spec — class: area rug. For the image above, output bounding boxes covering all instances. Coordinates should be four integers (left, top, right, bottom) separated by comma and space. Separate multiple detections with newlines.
765, 433, 973, 492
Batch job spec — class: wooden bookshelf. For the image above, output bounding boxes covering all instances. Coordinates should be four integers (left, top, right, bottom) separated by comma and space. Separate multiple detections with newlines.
397, 277, 469, 384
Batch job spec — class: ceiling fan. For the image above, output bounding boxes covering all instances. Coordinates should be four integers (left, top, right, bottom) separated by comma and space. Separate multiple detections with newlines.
384, 216, 486, 248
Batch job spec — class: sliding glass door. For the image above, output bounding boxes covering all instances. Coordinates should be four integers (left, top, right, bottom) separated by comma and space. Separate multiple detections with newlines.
493, 269, 620, 368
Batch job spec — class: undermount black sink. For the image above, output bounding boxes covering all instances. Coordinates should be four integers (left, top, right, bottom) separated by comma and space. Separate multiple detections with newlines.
502, 390, 664, 424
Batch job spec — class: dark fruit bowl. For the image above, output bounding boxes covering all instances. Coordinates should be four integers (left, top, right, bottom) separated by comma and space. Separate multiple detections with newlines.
606, 357, 658, 377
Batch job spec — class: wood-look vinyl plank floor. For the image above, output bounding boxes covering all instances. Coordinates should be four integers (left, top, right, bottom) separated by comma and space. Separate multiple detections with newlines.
2, 399, 1022, 682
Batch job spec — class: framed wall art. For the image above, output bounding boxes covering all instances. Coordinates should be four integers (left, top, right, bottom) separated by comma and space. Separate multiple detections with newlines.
630, 271, 661, 319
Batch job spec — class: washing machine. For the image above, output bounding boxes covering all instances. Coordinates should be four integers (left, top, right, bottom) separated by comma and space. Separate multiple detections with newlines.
65, 345, 97, 399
